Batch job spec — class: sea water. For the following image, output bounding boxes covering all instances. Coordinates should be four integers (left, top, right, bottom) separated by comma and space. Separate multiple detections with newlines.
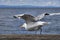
0, 8, 60, 34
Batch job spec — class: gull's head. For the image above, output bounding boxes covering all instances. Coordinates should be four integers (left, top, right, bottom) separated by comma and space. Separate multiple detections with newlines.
13, 14, 24, 19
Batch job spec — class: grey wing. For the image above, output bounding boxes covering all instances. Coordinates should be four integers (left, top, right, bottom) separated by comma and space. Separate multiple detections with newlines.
34, 13, 46, 21
21, 14, 36, 23
34, 13, 60, 21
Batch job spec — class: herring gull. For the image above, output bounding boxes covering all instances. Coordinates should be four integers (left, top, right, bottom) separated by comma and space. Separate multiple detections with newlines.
13, 13, 60, 34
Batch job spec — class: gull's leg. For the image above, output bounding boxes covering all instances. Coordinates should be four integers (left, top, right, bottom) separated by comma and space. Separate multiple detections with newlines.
34, 27, 38, 34
36, 31, 37, 34
40, 28, 42, 35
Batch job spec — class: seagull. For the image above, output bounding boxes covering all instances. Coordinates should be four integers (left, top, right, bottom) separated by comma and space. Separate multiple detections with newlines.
13, 13, 60, 34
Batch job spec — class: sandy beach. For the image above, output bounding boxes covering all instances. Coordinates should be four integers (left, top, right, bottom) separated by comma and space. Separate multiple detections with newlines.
0, 34, 60, 40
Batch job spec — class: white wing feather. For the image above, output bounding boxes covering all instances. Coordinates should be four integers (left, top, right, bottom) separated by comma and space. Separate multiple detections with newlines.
49, 13, 60, 16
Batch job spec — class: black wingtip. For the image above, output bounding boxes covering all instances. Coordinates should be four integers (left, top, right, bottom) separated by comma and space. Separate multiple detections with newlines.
45, 13, 49, 15
13, 16, 17, 18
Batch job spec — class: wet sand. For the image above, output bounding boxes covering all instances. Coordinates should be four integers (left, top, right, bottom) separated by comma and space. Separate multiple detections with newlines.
0, 34, 60, 40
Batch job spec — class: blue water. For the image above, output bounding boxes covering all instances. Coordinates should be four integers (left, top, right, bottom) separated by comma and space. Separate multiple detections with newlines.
0, 8, 60, 34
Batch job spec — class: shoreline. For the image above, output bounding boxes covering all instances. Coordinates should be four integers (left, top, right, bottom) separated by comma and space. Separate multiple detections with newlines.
0, 34, 60, 40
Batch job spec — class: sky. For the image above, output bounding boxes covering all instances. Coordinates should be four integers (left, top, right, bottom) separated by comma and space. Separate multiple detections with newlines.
0, 0, 60, 7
